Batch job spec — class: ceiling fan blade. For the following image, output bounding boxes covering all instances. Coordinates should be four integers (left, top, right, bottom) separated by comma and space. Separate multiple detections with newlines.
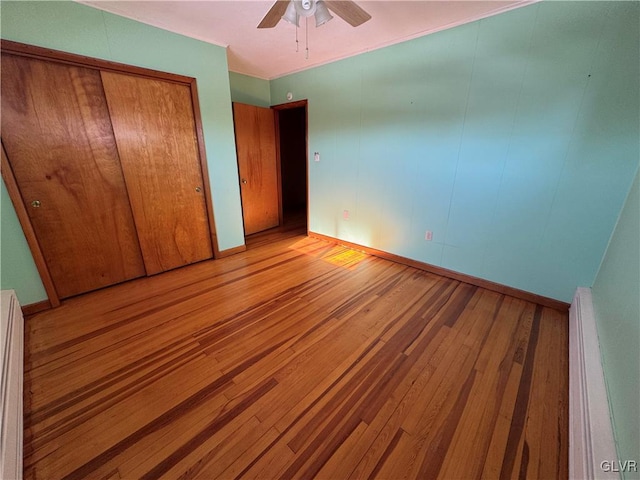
258, 0, 290, 28
325, 1, 371, 27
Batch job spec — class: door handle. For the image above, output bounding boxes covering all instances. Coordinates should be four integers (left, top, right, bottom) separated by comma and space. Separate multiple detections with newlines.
241, 178, 247, 184
31, 200, 42, 208
195, 187, 202, 193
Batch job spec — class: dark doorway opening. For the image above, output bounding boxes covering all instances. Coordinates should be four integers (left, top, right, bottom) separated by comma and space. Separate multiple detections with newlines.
277, 103, 307, 230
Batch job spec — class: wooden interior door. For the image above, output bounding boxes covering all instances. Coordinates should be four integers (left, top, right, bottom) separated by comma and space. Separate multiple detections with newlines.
233, 103, 280, 236
0, 54, 146, 298
100, 72, 213, 275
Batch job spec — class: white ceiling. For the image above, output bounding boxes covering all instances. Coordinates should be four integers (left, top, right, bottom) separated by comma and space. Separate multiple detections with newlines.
79, 0, 534, 80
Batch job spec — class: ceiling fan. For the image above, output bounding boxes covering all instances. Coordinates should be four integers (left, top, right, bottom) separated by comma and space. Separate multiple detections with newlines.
258, 0, 371, 29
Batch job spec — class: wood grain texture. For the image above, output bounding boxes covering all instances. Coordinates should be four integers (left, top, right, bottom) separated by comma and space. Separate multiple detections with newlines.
1, 40, 196, 86
188, 80, 221, 258
309, 231, 571, 312
233, 102, 280, 236
257, 0, 289, 28
1, 146, 60, 308
1, 54, 145, 298
101, 71, 213, 275
326, 0, 372, 27
21, 300, 52, 317
23, 233, 568, 480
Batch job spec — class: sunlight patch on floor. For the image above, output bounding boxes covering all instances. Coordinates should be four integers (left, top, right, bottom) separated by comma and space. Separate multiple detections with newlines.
288, 237, 368, 270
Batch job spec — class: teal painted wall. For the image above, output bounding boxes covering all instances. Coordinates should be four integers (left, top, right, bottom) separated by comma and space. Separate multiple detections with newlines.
593, 169, 640, 479
271, 1, 640, 302
0, 1, 245, 304
229, 72, 271, 107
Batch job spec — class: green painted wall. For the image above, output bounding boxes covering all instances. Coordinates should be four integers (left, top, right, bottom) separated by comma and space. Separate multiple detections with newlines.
271, 1, 640, 302
0, 182, 47, 305
0, 0, 245, 304
229, 71, 271, 107
593, 169, 640, 479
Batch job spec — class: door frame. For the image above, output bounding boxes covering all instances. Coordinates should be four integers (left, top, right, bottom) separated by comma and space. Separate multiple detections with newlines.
271, 99, 309, 236
0, 40, 221, 308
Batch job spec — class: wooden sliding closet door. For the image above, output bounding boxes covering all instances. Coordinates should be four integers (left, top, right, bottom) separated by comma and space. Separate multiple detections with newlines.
0, 54, 146, 298
100, 72, 213, 274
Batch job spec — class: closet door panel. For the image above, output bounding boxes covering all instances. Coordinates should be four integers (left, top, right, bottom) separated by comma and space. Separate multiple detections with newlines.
0, 54, 146, 298
101, 72, 213, 274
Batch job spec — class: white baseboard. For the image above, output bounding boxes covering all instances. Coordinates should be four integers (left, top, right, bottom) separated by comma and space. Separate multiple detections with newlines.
569, 287, 618, 479
1, 290, 24, 480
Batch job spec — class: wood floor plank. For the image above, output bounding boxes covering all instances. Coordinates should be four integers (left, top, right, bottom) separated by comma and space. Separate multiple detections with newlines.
23, 232, 569, 480
436, 297, 518, 466
340, 326, 452, 480
375, 345, 478, 479
27, 354, 223, 477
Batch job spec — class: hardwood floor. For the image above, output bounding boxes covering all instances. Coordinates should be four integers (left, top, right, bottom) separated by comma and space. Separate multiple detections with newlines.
244, 211, 307, 250
23, 234, 568, 479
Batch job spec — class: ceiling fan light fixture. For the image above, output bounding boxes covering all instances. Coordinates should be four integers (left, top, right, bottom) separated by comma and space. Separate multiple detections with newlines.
314, 1, 333, 27
294, 0, 317, 18
282, 1, 300, 26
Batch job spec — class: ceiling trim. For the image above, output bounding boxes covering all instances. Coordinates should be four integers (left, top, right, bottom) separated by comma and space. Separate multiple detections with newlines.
75, 0, 230, 48
263, 0, 538, 80
77, 0, 540, 81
